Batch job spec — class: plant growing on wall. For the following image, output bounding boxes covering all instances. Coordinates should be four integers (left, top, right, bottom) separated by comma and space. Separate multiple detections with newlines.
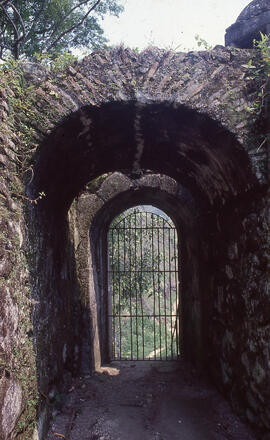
0, 0, 123, 60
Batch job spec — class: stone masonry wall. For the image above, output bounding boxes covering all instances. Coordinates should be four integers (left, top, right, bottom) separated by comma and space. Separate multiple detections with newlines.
207, 190, 270, 432
0, 80, 38, 438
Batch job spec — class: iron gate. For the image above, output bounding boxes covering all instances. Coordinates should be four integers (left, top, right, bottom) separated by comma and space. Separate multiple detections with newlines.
107, 207, 180, 361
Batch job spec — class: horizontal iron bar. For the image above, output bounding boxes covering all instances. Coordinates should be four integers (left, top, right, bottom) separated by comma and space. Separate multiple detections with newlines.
108, 270, 178, 273
113, 357, 180, 361
110, 227, 175, 230
109, 314, 179, 318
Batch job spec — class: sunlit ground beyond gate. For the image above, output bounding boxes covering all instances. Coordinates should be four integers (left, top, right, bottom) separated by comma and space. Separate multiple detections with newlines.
107, 206, 180, 361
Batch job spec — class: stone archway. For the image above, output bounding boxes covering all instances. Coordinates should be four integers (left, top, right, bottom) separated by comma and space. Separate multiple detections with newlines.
72, 173, 197, 370
28, 97, 269, 435
1, 45, 269, 438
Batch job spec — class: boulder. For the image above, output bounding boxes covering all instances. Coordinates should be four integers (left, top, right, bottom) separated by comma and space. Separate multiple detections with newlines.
225, 0, 270, 48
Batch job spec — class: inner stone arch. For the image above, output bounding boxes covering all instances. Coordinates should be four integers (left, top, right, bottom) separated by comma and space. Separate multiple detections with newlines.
85, 173, 197, 369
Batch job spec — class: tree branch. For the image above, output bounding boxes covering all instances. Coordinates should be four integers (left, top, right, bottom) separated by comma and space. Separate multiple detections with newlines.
44, 0, 94, 46
0, 2, 25, 58
10, 3, 25, 43
25, 0, 47, 41
50, 0, 98, 41
62, 0, 99, 24
0, 4, 20, 42
46, 0, 102, 51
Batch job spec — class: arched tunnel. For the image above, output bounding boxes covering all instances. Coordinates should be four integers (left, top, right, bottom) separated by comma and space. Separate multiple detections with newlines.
28, 100, 267, 436
33, 101, 256, 213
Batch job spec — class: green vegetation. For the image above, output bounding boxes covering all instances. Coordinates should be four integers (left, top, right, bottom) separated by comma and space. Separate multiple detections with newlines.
108, 207, 180, 361
253, 32, 270, 77
0, 48, 82, 203
0, 0, 124, 60
243, 33, 270, 116
194, 34, 213, 50
0, 57, 41, 201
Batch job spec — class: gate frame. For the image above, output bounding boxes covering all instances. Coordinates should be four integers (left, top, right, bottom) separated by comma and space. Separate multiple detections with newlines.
107, 206, 181, 362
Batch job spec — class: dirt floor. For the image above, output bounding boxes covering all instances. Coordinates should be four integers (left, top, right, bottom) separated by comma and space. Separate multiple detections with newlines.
46, 361, 258, 440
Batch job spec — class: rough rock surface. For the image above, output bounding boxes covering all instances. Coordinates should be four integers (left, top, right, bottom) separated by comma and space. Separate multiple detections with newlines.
0, 376, 23, 439
225, 0, 270, 48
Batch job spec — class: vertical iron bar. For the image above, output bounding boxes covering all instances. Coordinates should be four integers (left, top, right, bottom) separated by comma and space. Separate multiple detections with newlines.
140, 212, 145, 360
151, 214, 156, 360
135, 211, 139, 360
111, 228, 115, 359
168, 228, 173, 359
113, 227, 117, 360
176, 228, 180, 357
173, 227, 179, 357
123, 218, 126, 359
157, 220, 162, 360
163, 219, 168, 360
117, 224, 121, 359
129, 214, 133, 360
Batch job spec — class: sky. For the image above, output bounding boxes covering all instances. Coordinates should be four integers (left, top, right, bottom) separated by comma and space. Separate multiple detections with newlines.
101, 0, 251, 51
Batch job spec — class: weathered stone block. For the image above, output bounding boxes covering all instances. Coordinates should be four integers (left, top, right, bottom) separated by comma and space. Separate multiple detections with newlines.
97, 173, 133, 202
0, 377, 23, 440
